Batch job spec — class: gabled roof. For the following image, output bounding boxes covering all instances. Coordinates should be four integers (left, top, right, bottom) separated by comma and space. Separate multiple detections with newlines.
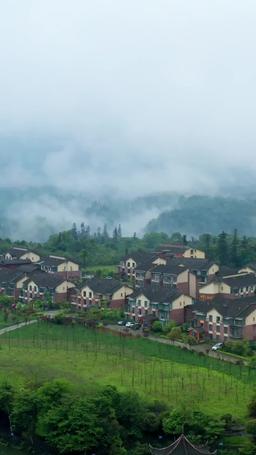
130, 285, 182, 303
5, 247, 28, 258
222, 273, 256, 289
149, 434, 216, 454
0, 268, 26, 285
156, 244, 188, 254
214, 266, 239, 277
193, 295, 256, 319
81, 277, 130, 295
151, 263, 188, 275
40, 255, 79, 267
24, 272, 69, 289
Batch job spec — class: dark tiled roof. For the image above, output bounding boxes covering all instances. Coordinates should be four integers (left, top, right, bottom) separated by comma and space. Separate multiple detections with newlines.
123, 251, 154, 263
215, 266, 239, 277
0, 259, 31, 266
168, 258, 213, 270
151, 263, 189, 275
40, 255, 79, 267
130, 285, 181, 303
223, 273, 256, 288
150, 434, 216, 454
5, 247, 28, 258
16, 263, 40, 273
24, 272, 69, 289
193, 295, 256, 319
82, 278, 130, 295
0, 269, 26, 285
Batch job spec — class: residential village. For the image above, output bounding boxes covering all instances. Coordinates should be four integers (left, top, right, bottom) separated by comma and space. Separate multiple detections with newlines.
1, 243, 256, 343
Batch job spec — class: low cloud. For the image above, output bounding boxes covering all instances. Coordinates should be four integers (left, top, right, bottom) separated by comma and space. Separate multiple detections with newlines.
0, 1, 256, 238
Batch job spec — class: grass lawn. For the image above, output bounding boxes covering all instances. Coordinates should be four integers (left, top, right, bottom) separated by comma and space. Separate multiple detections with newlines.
0, 310, 28, 330
0, 322, 255, 418
84, 264, 117, 275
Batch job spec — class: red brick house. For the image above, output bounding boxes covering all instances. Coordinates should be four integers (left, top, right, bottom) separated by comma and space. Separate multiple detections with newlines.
191, 295, 256, 341
20, 272, 76, 304
73, 278, 133, 310
127, 286, 193, 324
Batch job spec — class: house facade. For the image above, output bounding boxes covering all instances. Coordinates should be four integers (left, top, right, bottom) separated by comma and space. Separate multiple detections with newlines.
126, 287, 193, 324
4, 247, 40, 263
40, 256, 80, 278
199, 273, 256, 301
191, 296, 256, 341
20, 272, 76, 304
73, 278, 133, 309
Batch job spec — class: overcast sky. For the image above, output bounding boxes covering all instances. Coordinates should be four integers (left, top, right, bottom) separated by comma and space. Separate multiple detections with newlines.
0, 0, 256, 196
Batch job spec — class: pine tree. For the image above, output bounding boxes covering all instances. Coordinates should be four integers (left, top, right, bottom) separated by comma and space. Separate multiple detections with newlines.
217, 231, 228, 265
72, 222, 78, 240
113, 227, 118, 241
230, 229, 239, 267
80, 222, 85, 237
182, 235, 187, 245
117, 224, 122, 238
85, 225, 90, 238
103, 224, 109, 239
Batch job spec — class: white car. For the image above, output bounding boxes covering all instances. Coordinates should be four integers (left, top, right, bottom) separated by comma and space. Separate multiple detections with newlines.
211, 342, 223, 351
125, 321, 135, 328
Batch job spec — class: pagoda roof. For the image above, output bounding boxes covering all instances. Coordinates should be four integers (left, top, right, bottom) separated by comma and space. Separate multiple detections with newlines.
149, 434, 217, 455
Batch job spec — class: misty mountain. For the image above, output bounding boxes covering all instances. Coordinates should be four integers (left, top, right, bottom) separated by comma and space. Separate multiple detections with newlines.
0, 187, 179, 241
146, 196, 256, 236
1, 188, 256, 241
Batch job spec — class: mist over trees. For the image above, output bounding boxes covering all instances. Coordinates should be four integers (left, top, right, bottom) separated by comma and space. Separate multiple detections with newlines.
146, 196, 256, 236
2, 189, 256, 242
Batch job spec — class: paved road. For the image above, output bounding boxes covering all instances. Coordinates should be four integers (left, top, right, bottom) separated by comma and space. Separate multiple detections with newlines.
0, 319, 37, 336
106, 324, 244, 365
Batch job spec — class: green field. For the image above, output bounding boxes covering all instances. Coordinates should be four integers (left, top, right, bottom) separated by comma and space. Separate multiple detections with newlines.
0, 322, 255, 418
84, 264, 117, 275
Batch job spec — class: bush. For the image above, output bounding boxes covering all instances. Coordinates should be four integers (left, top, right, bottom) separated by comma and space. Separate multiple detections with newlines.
224, 340, 253, 357
167, 327, 182, 341
246, 419, 256, 440
162, 321, 176, 334
151, 321, 163, 333
248, 395, 256, 418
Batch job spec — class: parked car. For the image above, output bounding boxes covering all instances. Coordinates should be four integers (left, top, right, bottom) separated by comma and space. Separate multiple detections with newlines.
211, 342, 223, 351
125, 321, 135, 328
131, 323, 141, 330
117, 320, 126, 326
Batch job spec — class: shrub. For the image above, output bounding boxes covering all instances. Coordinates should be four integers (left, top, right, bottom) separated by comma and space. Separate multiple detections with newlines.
151, 321, 163, 333
162, 321, 176, 334
167, 327, 182, 341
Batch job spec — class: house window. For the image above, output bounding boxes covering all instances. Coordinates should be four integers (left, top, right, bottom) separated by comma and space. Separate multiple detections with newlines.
83, 291, 86, 298
29, 285, 33, 291
216, 325, 220, 334
216, 316, 221, 324
208, 324, 213, 332
138, 299, 141, 306
144, 301, 148, 308
224, 326, 228, 334
132, 262, 135, 268
127, 262, 130, 267
209, 315, 213, 322
89, 292, 92, 298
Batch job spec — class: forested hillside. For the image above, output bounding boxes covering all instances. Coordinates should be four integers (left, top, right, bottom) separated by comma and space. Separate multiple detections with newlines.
1, 227, 256, 269
146, 196, 256, 236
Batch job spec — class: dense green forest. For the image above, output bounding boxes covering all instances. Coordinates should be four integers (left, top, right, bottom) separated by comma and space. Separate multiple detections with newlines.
1, 226, 256, 268
1, 379, 255, 454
